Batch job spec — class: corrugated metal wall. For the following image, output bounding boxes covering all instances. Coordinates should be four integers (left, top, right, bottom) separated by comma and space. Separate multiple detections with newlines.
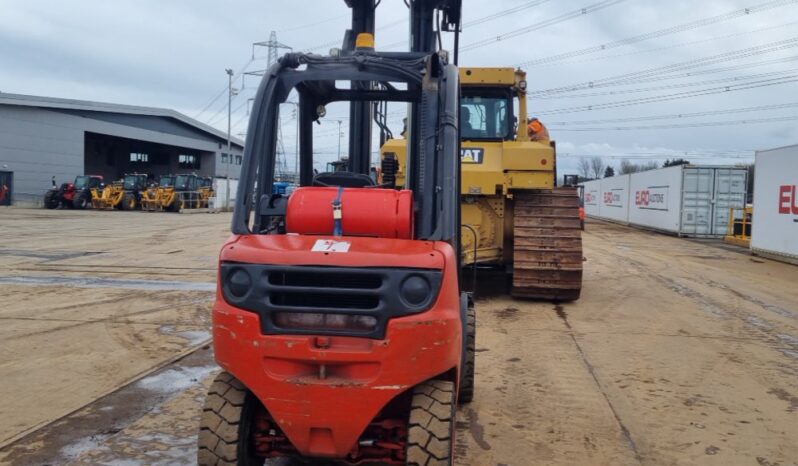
0, 105, 243, 206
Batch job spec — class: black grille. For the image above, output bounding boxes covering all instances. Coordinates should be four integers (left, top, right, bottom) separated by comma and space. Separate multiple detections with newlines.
268, 271, 382, 289
271, 292, 380, 310
221, 263, 443, 339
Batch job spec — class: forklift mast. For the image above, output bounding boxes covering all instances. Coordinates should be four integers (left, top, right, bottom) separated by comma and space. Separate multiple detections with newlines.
342, 0, 462, 177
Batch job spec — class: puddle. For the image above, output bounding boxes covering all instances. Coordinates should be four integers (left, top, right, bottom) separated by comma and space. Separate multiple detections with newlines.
745, 316, 772, 330
176, 330, 211, 346
136, 365, 217, 395
88, 432, 195, 466
1, 349, 216, 466
776, 334, 798, 360
159, 327, 211, 347
0, 275, 215, 292
58, 433, 111, 462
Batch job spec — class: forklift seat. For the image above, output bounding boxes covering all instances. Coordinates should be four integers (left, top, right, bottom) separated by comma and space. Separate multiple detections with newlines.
312, 171, 376, 188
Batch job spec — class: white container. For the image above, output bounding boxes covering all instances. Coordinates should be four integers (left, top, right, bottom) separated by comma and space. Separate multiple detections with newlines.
628, 165, 682, 232
581, 179, 602, 218
751, 145, 798, 264
212, 178, 239, 211
598, 174, 631, 223
582, 165, 747, 237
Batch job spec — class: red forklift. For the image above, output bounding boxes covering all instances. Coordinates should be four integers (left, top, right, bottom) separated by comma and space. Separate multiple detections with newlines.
198, 1, 474, 464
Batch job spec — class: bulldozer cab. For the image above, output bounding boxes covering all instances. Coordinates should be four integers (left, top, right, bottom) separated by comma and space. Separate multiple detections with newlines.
459, 67, 530, 142
460, 90, 513, 141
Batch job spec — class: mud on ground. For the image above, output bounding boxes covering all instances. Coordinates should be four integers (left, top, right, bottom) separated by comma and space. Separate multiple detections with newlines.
1, 212, 797, 466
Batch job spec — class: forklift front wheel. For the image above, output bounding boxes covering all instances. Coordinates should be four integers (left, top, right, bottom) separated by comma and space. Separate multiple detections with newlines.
406, 380, 456, 466
197, 371, 263, 466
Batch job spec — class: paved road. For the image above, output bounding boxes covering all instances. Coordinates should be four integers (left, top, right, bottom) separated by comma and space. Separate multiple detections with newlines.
2, 214, 796, 465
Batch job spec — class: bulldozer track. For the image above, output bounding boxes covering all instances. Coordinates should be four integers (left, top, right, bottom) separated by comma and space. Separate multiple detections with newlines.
512, 188, 583, 301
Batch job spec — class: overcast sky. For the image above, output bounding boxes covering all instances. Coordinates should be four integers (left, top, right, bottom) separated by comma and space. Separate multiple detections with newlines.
2, 0, 797, 174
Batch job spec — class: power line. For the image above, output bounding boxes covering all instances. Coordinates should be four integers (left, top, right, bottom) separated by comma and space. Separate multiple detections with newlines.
536, 74, 798, 115
464, 0, 553, 27
460, 0, 629, 52
534, 68, 798, 99
530, 36, 798, 96
526, 20, 798, 69
548, 54, 798, 91
303, 1, 554, 53
301, 18, 407, 52
194, 58, 254, 120
517, 0, 798, 68
548, 101, 798, 125
560, 152, 755, 160
550, 114, 798, 131
276, 13, 349, 33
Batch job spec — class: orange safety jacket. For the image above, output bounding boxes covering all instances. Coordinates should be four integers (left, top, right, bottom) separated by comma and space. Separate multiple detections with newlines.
527, 119, 550, 141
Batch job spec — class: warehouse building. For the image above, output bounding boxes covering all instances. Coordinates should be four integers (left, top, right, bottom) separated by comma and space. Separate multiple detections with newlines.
0, 93, 244, 206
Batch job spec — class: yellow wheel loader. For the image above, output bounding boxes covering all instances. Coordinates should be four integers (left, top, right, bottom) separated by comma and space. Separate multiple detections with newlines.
91, 181, 125, 209
91, 173, 148, 210
159, 174, 202, 212
198, 176, 214, 208
381, 67, 583, 300
141, 175, 175, 212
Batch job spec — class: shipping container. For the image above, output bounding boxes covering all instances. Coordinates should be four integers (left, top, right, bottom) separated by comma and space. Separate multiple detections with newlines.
751, 144, 798, 265
628, 165, 682, 232
580, 165, 747, 237
582, 179, 602, 218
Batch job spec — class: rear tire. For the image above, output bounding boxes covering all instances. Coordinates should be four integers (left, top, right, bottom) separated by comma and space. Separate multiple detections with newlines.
44, 191, 59, 209
198, 372, 264, 466
406, 380, 456, 466
73, 191, 90, 209
458, 304, 476, 404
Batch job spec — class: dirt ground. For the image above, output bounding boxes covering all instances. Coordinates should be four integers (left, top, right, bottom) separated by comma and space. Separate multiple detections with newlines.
0, 209, 228, 450
1, 211, 796, 466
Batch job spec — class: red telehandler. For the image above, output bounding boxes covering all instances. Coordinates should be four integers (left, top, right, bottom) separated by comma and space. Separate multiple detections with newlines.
198, 1, 473, 464
44, 175, 103, 209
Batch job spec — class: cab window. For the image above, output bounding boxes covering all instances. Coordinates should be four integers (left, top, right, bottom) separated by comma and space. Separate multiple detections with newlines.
460, 94, 511, 140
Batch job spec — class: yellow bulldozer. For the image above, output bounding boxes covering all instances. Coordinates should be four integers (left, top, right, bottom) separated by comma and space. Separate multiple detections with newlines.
381, 67, 583, 300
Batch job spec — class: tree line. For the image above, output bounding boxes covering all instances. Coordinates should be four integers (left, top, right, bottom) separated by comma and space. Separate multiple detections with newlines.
576, 157, 690, 181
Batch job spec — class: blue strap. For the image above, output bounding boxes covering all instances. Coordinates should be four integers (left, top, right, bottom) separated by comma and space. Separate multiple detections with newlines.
332, 186, 344, 236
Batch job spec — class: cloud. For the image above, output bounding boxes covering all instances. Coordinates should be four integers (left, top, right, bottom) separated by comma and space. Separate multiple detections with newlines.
1, 0, 796, 167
